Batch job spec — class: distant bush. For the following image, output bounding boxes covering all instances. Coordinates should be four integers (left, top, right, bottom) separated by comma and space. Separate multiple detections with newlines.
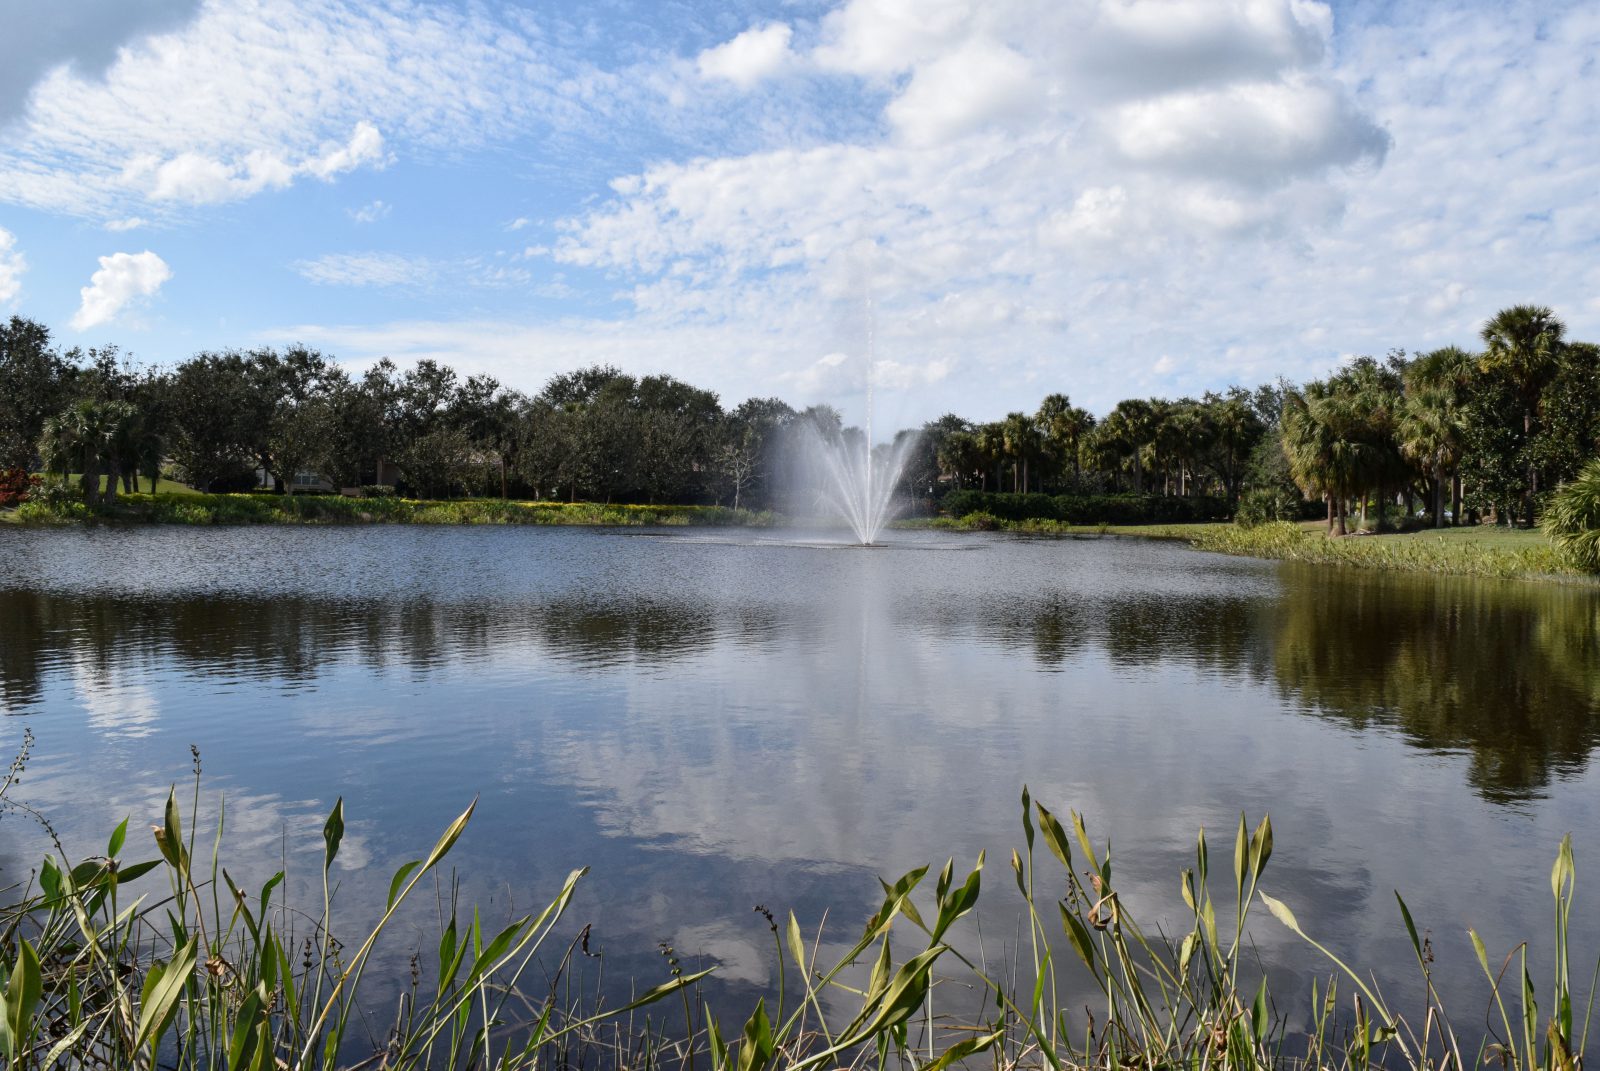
1235, 488, 1304, 528
359, 484, 397, 498
1543, 458, 1600, 573
942, 490, 1231, 525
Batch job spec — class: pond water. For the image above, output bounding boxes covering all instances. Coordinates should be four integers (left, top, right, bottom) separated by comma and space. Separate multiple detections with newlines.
1, 524, 1598, 1028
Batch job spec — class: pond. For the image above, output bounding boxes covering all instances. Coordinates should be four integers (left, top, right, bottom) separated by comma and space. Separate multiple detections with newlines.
1, 524, 1597, 1027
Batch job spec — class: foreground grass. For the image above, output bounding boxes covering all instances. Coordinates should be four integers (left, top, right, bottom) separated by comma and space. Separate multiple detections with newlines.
1, 741, 1591, 1071
2, 491, 775, 528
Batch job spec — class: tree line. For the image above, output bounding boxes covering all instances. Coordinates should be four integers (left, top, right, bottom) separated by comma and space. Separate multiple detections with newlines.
1, 303, 1595, 525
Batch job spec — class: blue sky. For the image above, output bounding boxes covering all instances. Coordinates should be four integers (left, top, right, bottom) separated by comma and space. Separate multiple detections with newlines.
1, 0, 1596, 426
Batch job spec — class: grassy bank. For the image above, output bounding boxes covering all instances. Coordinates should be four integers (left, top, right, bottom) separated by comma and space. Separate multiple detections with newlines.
917, 511, 1591, 582
1, 491, 775, 528
1186, 521, 1581, 581
1, 743, 1591, 1071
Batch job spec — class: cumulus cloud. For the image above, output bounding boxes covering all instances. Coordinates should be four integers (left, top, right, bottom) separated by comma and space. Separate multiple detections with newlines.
15, 0, 1599, 424
1111, 75, 1389, 184
884, 39, 1039, 144
536, 0, 1436, 411
0, 227, 24, 305
71, 250, 171, 330
560, 0, 1388, 287
696, 24, 796, 88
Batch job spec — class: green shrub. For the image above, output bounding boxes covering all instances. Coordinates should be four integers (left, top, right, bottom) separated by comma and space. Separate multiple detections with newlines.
1235, 488, 1302, 528
942, 490, 1231, 525
1543, 458, 1600, 573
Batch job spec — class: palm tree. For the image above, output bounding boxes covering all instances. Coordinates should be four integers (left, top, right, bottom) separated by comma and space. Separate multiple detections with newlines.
1333, 357, 1407, 532
1103, 399, 1156, 492
1000, 411, 1041, 493
1281, 383, 1381, 536
37, 399, 139, 506
1405, 346, 1477, 523
1399, 388, 1461, 527
1401, 347, 1475, 527
1543, 458, 1600, 573
974, 422, 1006, 492
1481, 305, 1565, 525
936, 430, 982, 490
1203, 390, 1264, 504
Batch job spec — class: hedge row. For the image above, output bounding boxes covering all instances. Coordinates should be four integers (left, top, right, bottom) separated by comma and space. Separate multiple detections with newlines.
940, 490, 1233, 525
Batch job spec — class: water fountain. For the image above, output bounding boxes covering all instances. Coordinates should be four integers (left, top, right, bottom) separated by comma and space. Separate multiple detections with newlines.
797, 293, 919, 546
800, 424, 918, 546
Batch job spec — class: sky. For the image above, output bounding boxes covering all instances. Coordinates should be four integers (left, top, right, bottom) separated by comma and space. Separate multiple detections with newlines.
0, 0, 1596, 426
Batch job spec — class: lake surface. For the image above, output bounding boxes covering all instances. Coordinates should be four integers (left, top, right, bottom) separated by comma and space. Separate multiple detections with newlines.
2, 524, 1598, 1027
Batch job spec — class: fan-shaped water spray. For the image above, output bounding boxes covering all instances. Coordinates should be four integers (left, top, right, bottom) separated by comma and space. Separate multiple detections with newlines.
801, 427, 918, 545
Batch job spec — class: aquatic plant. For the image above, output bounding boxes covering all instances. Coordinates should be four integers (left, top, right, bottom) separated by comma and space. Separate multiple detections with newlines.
0, 752, 705, 1070
2, 745, 1594, 1071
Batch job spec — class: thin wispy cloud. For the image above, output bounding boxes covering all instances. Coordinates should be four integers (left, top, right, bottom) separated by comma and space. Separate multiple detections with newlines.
0, 0, 601, 219
0, 228, 25, 305
349, 199, 392, 224
295, 252, 435, 289
294, 251, 531, 291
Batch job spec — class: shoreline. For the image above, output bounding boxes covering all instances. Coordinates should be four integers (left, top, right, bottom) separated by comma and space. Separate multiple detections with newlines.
0, 491, 776, 529
896, 515, 1593, 584
6, 493, 1594, 585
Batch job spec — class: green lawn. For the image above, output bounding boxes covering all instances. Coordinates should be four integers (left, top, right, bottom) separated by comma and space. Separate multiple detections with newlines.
1365, 523, 1548, 550
54, 473, 201, 495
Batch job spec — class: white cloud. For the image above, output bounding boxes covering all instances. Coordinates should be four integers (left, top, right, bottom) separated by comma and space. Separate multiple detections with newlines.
1112, 75, 1388, 184
885, 39, 1039, 145
302, 121, 388, 179
349, 199, 391, 224
105, 216, 148, 231
0, 227, 25, 305
812, 0, 972, 76
71, 250, 171, 330
0, 0, 596, 218
696, 24, 795, 88
530, 0, 1600, 419
123, 123, 386, 206
13, 0, 1598, 424
295, 252, 434, 288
